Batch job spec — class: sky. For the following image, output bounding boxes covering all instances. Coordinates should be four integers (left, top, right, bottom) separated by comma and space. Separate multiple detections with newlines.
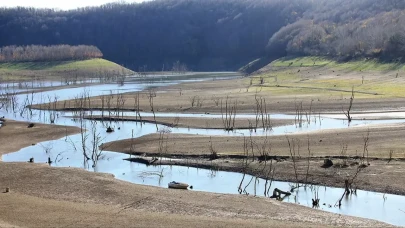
0, 0, 149, 10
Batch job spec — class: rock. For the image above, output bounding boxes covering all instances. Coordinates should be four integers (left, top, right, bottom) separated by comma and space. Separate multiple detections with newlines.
106, 126, 114, 133
359, 164, 368, 168
321, 159, 333, 168
350, 161, 359, 166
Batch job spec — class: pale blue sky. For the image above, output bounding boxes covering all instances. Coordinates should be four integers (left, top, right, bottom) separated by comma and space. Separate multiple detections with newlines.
0, 0, 149, 10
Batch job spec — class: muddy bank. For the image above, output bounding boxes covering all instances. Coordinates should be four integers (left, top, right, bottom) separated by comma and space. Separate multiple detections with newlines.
105, 122, 405, 158
34, 67, 405, 114
0, 119, 80, 156
125, 156, 405, 196
0, 162, 387, 227
85, 115, 293, 130
104, 122, 405, 196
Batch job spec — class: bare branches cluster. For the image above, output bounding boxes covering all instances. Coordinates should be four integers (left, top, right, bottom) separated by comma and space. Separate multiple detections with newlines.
0, 45, 103, 62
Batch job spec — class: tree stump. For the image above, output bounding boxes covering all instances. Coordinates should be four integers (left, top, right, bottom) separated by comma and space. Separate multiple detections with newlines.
106, 127, 114, 133
270, 188, 291, 199
321, 159, 333, 168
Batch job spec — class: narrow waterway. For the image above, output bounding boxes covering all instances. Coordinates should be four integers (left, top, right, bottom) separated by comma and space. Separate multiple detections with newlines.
1, 73, 405, 226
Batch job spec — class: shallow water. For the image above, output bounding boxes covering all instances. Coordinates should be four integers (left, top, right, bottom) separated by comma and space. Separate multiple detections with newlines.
3, 141, 405, 226
1, 72, 405, 226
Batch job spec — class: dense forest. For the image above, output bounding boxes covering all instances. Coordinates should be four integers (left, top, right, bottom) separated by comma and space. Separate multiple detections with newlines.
1, 0, 405, 71
267, 0, 405, 61
0, 45, 102, 62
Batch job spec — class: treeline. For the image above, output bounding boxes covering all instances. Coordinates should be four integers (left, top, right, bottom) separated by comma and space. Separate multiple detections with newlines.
0, 0, 310, 70
1, 0, 405, 70
0, 45, 103, 62
267, 0, 405, 60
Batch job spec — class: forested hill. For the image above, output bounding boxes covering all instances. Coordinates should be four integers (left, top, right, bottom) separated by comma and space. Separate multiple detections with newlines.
1, 0, 405, 71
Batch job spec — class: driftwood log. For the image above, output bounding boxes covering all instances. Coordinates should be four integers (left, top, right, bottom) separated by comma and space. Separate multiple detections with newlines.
270, 188, 291, 199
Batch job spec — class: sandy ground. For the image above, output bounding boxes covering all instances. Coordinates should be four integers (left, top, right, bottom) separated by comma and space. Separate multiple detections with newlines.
106, 122, 405, 158
105, 123, 405, 195
86, 115, 293, 130
0, 119, 389, 227
2, 64, 405, 226
0, 119, 80, 156
0, 162, 389, 227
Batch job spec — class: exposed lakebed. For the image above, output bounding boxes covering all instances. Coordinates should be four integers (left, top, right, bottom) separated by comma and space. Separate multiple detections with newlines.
1, 73, 405, 226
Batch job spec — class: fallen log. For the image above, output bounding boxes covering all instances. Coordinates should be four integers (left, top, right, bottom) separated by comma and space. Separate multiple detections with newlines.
270, 188, 291, 199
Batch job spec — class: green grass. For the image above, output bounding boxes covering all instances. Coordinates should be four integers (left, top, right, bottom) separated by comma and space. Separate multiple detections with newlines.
248, 56, 405, 98
0, 59, 127, 71
272, 56, 405, 72
0, 58, 134, 81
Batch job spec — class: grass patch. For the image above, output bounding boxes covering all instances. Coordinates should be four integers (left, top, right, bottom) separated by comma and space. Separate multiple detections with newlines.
272, 56, 405, 72
249, 56, 405, 98
0, 59, 125, 71
272, 56, 333, 67
0, 58, 134, 81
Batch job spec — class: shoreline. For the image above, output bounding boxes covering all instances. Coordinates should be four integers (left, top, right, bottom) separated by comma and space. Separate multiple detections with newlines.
84, 115, 294, 130
0, 119, 81, 156
2, 66, 405, 226
123, 155, 405, 196
0, 162, 388, 227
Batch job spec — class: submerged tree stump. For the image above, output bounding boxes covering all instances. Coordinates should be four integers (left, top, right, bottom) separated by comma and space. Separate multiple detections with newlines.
270, 188, 291, 199
321, 159, 333, 168
312, 198, 320, 207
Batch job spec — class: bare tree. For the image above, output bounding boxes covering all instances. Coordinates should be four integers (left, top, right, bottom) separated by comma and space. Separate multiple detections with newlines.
221, 96, 237, 131
148, 89, 158, 131
343, 87, 355, 123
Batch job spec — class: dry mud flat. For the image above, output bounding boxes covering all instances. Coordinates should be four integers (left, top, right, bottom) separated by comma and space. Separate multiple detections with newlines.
0, 119, 80, 156
0, 120, 390, 227
106, 122, 405, 196
38, 66, 405, 115
2, 64, 405, 226
86, 115, 294, 130
0, 163, 390, 227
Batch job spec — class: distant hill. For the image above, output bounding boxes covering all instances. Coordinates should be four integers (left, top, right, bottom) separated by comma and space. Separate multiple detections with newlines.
1, 0, 405, 71
0, 59, 134, 81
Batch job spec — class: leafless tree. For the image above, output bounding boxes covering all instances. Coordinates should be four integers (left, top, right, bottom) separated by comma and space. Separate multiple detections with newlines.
0, 45, 103, 62
362, 129, 370, 165
221, 96, 237, 131
148, 89, 158, 131
343, 87, 355, 124
133, 92, 142, 121
254, 94, 272, 131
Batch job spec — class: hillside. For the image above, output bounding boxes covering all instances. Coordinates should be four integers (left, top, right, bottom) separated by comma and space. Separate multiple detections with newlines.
1, 0, 405, 71
253, 56, 405, 98
0, 58, 134, 81
0, 0, 312, 71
